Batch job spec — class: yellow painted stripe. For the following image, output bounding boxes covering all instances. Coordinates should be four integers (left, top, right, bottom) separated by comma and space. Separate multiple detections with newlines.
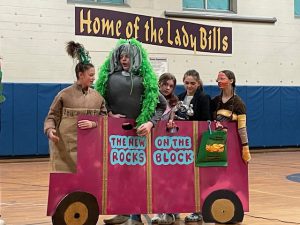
146, 133, 153, 214
102, 116, 108, 214
237, 114, 247, 129
193, 121, 200, 212
217, 109, 237, 121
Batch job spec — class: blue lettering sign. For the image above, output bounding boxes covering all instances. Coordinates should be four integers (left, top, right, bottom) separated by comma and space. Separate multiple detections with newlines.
110, 149, 146, 166
154, 136, 192, 149
109, 135, 146, 149
153, 150, 194, 165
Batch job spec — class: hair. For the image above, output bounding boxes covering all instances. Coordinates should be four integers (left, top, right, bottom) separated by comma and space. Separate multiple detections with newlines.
217, 69, 237, 119
159, 73, 178, 107
66, 41, 94, 80
183, 69, 203, 91
220, 69, 236, 88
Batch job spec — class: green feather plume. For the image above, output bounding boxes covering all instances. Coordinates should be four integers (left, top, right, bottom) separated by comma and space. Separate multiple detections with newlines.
95, 38, 159, 127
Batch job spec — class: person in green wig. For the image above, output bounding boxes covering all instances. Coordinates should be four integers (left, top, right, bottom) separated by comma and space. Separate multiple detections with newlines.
95, 38, 167, 136
95, 38, 167, 225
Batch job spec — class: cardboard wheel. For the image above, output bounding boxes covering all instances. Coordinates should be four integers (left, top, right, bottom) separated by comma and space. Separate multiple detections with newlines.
52, 191, 99, 225
202, 189, 244, 224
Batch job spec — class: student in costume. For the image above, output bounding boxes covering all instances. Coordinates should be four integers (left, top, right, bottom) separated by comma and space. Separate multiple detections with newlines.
176, 69, 211, 223
44, 41, 107, 173
95, 38, 167, 225
211, 69, 251, 163
176, 69, 211, 122
158, 73, 179, 121
151, 73, 180, 225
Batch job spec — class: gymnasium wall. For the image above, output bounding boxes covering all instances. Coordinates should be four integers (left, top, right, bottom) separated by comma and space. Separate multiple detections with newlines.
1, 0, 300, 156
1, 83, 300, 156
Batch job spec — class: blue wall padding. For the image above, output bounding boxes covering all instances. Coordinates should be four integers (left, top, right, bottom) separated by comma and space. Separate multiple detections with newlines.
1, 83, 300, 156
174, 85, 185, 95
13, 84, 38, 155
280, 87, 300, 146
236, 86, 247, 106
246, 86, 265, 147
263, 87, 281, 146
0, 83, 69, 156
0, 84, 13, 156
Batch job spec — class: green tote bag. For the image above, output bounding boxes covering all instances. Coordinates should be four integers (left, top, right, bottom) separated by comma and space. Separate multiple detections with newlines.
196, 121, 228, 167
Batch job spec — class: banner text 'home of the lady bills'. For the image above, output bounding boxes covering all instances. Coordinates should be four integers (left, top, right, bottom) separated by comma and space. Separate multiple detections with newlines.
75, 7, 232, 54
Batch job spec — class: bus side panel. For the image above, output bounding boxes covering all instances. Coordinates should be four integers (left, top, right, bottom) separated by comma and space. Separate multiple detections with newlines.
199, 122, 249, 212
151, 121, 196, 213
47, 116, 104, 216
106, 117, 148, 214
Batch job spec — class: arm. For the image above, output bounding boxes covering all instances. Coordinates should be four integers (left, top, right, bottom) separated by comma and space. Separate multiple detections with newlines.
137, 93, 167, 136
236, 97, 251, 163
198, 94, 211, 121
105, 98, 126, 118
149, 93, 167, 126
78, 95, 108, 129
44, 93, 63, 142
210, 96, 219, 120
100, 98, 108, 116
238, 114, 251, 163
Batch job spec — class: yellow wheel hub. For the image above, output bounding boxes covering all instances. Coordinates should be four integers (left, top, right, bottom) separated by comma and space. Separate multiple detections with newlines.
64, 201, 88, 225
211, 199, 235, 223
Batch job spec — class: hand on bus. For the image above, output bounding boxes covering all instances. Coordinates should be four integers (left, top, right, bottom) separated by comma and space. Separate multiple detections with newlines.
108, 111, 126, 118
216, 121, 227, 132
48, 128, 59, 143
136, 121, 153, 136
167, 119, 177, 129
78, 120, 97, 129
242, 145, 251, 163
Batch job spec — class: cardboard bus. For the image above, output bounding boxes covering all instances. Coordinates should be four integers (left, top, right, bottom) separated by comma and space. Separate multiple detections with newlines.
47, 116, 249, 224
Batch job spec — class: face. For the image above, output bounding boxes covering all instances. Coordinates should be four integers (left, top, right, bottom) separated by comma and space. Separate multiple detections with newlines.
216, 72, 232, 89
120, 54, 130, 71
159, 79, 175, 97
79, 67, 95, 88
183, 75, 200, 95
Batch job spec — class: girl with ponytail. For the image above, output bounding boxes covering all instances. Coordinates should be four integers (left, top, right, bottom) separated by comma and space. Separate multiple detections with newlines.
44, 41, 107, 173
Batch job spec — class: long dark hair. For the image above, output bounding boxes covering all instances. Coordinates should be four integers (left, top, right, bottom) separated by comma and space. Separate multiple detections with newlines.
66, 41, 94, 79
159, 73, 178, 107
217, 70, 236, 119
183, 69, 203, 91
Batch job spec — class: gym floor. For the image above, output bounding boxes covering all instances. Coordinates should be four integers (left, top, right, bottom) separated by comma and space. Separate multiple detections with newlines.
0, 151, 300, 225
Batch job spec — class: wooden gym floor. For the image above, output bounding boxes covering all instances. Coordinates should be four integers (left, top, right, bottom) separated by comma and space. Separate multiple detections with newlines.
0, 151, 300, 225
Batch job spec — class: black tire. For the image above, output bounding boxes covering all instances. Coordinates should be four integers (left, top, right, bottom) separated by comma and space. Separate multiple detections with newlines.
202, 189, 244, 224
52, 191, 99, 225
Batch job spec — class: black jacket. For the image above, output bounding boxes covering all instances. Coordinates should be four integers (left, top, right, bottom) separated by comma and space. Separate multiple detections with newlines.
177, 88, 211, 121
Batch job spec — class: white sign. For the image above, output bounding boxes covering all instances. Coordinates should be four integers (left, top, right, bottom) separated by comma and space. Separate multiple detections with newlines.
150, 57, 168, 76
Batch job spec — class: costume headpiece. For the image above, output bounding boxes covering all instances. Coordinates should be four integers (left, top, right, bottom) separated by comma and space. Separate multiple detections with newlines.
66, 41, 91, 64
109, 42, 142, 74
95, 38, 159, 127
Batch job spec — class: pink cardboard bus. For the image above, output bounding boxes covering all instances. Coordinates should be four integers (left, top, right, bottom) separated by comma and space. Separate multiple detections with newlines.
47, 116, 248, 225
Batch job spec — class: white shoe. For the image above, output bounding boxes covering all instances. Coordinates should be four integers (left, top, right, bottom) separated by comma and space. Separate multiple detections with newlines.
184, 213, 202, 222
151, 214, 163, 224
158, 214, 175, 225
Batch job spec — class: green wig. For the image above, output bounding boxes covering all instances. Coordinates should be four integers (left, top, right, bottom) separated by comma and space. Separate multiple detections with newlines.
95, 38, 159, 127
